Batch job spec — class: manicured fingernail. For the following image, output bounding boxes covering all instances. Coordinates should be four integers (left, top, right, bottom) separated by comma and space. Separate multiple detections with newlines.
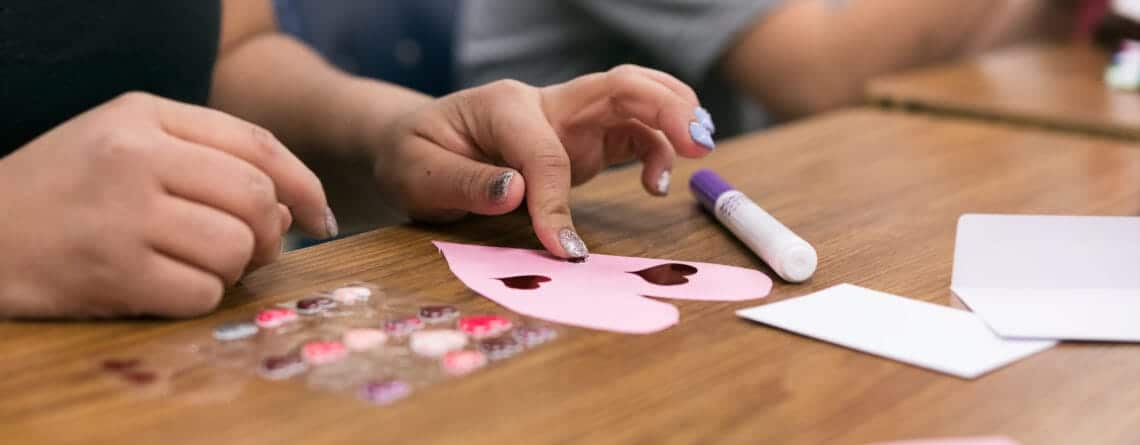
689, 122, 715, 150
324, 207, 339, 239
656, 170, 671, 195
694, 106, 716, 133
490, 171, 514, 203
558, 228, 589, 259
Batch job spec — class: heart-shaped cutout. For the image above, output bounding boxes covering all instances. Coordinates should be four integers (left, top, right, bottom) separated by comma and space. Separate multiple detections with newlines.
435, 242, 772, 334
496, 275, 552, 290
629, 263, 698, 286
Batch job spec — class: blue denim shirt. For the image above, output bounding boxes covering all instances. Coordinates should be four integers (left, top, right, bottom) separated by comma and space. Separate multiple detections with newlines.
274, 0, 457, 97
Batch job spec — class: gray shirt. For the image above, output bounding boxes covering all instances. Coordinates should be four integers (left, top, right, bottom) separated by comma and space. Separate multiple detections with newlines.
458, 0, 785, 137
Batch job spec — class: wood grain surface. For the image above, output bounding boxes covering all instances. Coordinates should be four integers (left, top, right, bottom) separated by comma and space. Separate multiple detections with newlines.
2, 109, 1139, 445
868, 43, 1140, 140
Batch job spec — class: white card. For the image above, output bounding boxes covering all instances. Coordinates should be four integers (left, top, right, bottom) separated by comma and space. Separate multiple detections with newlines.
951, 214, 1140, 342
736, 284, 1056, 379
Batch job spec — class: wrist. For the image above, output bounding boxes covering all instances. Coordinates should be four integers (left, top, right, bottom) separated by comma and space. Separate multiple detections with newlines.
342, 77, 434, 165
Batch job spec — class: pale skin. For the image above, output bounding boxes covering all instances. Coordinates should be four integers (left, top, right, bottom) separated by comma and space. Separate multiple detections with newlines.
0, 0, 711, 318
721, 0, 1077, 119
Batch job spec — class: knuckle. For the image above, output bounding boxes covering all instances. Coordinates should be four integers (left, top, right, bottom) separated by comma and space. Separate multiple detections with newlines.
222, 222, 256, 264
247, 124, 282, 161
608, 65, 642, 84
221, 243, 255, 286
91, 128, 143, 163
181, 278, 225, 317
302, 173, 324, 201
453, 167, 486, 202
111, 91, 156, 109
235, 224, 258, 259
486, 79, 533, 100
533, 150, 571, 172
103, 91, 163, 120
243, 168, 278, 207
539, 198, 572, 219
78, 241, 133, 291
609, 64, 641, 77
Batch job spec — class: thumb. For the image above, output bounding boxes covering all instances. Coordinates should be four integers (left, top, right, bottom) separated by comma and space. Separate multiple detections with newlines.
399, 139, 524, 221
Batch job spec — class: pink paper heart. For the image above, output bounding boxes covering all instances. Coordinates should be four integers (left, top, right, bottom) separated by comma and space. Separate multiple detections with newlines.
434, 241, 772, 333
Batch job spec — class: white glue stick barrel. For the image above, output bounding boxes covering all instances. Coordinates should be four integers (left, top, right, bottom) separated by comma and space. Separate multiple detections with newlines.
689, 169, 817, 282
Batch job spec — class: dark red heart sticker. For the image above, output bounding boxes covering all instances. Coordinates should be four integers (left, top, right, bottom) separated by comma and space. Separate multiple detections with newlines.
630, 263, 699, 286
497, 275, 552, 290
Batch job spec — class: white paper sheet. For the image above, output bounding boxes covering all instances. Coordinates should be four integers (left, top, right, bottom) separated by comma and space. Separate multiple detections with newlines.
736, 284, 1056, 379
951, 214, 1140, 342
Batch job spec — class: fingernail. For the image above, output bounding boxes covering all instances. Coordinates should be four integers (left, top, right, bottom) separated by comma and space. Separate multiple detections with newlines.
656, 170, 671, 195
490, 171, 514, 203
689, 122, 715, 150
558, 228, 589, 259
324, 207, 339, 239
694, 106, 716, 133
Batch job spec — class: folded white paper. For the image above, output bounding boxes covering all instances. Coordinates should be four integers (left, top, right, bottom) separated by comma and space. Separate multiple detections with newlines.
951, 214, 1140, 342
736, 284, 1056, 379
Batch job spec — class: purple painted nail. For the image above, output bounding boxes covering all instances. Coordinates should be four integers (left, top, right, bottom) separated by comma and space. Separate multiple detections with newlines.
694, 106, 716, 133
689, 122, 715, 150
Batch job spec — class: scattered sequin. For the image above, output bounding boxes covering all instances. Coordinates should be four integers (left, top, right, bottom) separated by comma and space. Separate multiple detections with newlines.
213, 321, 259, 341
259, 354, 307, 380
343, 329, 388, 351
410, 330, 468, 358
478, 336, 523, 361
101, 359, 140, 372
255, 308, 298, 329
383, 316, 424, 337
331, 286, 372, 304
302, 340, 349, 365
121, 370, 157, 385
512, 326, 558, 347
296, 297, 336, 315
418, 305, 459, 324
441, 350, 487, 376
458, 315, 513, 339
358, 379, 412, 405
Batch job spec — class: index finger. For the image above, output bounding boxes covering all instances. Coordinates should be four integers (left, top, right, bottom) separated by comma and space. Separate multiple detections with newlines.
150, 96, 335, 239
543, 65, 716, 158
490, 103, 586, 260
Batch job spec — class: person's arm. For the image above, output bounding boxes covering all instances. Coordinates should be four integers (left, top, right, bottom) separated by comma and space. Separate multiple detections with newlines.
210, 0, 715, 259
720, 0, 1077, 119
209, 0, 428, 162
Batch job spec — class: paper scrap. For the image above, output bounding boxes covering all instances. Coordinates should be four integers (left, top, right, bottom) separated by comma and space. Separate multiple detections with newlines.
736, 284, 1055, 379
952, 214, 1140, 342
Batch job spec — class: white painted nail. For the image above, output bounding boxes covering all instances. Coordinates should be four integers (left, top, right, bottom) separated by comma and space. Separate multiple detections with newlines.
656, 171, 671, 195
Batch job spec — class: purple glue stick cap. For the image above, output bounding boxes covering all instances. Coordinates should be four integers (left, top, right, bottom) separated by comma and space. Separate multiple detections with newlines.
689, 169, 735, 212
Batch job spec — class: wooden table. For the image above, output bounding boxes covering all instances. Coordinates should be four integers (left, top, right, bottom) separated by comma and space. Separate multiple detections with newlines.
3, 109, 1140, 444
868, 43, 1140, 140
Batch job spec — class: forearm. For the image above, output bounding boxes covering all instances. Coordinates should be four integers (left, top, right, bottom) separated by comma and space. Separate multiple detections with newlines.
722, 0, 1075, 119
210, 33, 433, 161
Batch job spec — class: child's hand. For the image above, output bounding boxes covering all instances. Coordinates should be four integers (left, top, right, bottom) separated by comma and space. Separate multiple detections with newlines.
0, 92, 332, 318
375, 65, 716, 259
